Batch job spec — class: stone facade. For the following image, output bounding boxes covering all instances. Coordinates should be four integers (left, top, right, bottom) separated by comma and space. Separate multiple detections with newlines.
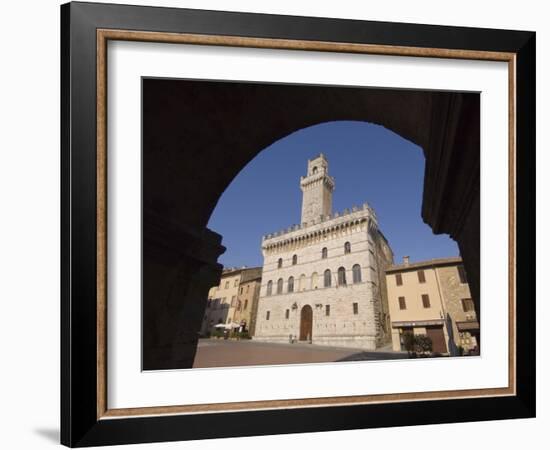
232, 270, 262, 336
202, 267, 261, 334
254, 155, 394, 350
386, 257, 478, 355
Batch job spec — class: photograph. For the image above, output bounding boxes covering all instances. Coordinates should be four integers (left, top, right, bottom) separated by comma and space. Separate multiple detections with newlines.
142, 78, 480, 370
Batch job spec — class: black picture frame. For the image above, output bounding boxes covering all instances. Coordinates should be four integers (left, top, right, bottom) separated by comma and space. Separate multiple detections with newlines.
61, 1, 535, 447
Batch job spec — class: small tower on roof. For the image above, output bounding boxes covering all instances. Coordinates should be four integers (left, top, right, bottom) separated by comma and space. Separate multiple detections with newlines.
300, 153, 335, 226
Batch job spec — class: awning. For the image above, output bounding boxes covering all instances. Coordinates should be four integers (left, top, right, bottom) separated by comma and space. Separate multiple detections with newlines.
392, 320, 444, 328
456, 320, 480, 331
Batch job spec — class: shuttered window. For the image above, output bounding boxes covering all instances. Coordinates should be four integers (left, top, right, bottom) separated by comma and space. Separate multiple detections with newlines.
462, 298, 475, 312
422, 294, 430, 308
417, 270, 426, 283
398, 296, 406, 310
396, 273, 403, 286
458, 265, 468, 284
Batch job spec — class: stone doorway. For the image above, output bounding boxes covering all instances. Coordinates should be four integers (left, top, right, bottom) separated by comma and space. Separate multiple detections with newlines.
300, 305, 313, 342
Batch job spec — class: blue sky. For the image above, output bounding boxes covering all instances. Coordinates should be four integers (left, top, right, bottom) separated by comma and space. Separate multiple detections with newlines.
207, 121, 459, 268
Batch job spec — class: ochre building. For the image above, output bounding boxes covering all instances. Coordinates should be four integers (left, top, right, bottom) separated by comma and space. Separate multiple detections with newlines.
253, 154, 394, 350
202, 267, 261, 335
385, 257, 479, 355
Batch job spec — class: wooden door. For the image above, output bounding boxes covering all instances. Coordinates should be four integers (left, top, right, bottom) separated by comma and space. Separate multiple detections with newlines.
299, 305, 313, 341
426, 326, 447, 353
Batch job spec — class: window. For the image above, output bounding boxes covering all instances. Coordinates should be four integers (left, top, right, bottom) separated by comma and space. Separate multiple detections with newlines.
421, 294, 430, 308
277, 258, 283, 269
352, 264, 362, 283
266, 311, 270, 320
285, 309, 290, 319
288, 276, 294, 293
321, 247, 328, 259
234, 279, 239, 287
458, 265, 468, 284
398, 296, 406, 310
338, 267, 347, 285
344, 241, 351, 254
237, 300, 242, 311
246, 285, 249, 293
311, 272, 318, 289
462, 298, 475, 312
312, 166, 318, 174
240, 287, 243, 294
224, 281, 229, 289
244, 299, 248, 310
417, 270, 426, 283
231, 296, 236, 306
292, 254, 297, 265
299, 274, 306, 291
395, 273, 403, 286
325, 305, 330, 316
324, 269, 332, 287
277, 278, 283, 294
353, 302, 359, 315
266, 280, 273, 296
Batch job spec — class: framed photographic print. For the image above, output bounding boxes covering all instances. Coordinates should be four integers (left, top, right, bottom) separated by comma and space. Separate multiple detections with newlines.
61, 1, 535, 447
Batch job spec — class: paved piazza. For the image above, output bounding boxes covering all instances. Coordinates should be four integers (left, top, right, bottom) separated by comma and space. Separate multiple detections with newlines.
193, 339, 408, 368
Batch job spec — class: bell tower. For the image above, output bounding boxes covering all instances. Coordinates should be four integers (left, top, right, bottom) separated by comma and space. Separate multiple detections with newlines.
300, 154, 335, 226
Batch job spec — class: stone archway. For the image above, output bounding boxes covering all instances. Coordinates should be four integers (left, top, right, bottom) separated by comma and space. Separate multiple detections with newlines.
300, 305, 313, 342
142, 78, 479, 370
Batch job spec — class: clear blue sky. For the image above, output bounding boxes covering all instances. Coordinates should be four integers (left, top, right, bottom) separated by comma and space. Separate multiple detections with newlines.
207, 121, 459, 268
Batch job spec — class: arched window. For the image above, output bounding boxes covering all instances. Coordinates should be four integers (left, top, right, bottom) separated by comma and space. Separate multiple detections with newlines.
324, 269, 332, 287
288, 276, 294, 293
292, 254, 298, 265
321, 247, 328, 259
344, 241, 351, 254
312, 166, 318, 174
277, 258, 283, 269
299, 274, 306, 291
266, 280, 273, 296
338, 267, 347, 286
277, 278, 283, 294
311, 272, 318, 289
352, 264, 362, 283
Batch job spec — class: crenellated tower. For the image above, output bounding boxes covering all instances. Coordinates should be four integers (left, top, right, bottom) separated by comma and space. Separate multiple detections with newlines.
300, 153, 335, 226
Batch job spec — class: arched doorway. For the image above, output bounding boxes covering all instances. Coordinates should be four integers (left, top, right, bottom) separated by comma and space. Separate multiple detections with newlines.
300, 305, 313, 342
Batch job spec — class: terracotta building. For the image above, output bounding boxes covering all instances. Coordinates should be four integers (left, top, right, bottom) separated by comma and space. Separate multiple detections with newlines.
385, 256, 479, 355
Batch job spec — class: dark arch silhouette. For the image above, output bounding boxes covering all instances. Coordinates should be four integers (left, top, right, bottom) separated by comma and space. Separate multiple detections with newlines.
142, 78, 479, 370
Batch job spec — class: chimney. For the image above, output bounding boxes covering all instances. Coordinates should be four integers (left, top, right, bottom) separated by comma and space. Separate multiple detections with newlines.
403, 256, 410, 266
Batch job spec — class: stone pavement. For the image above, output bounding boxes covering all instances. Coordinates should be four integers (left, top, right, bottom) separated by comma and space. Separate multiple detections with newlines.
192, 339, 409, 368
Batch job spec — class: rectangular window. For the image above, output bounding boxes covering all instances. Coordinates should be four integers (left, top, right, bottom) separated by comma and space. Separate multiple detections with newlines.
462, 298, 475, 312
421, 294, 430, 308
398, 296, 406, 310
458, 265, 468, 284
231, 296, 236, 306
353, 302, 359, 315
395, 273, 403, 286
244, 299, 248, 310
234, 279, 239, 287
240, 287, 243, 294
325, 305, 330, 316
266, 311, 270, 320
224, 281, 229, 289
417, 270, 426, 283
285, 309, 289, 319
